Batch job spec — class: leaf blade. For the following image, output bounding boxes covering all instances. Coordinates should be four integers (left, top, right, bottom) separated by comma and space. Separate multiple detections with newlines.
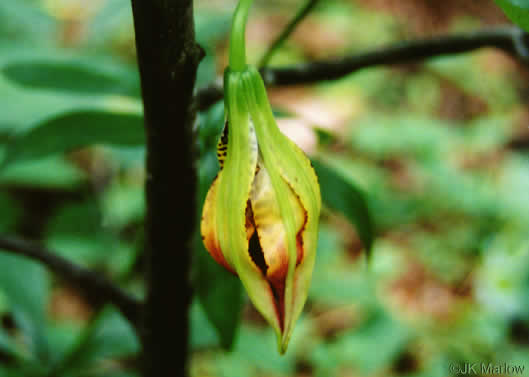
2, 60, 140, 97
3, 110, 145, 165
494, 0, 529, 31
311, 159, 375, 259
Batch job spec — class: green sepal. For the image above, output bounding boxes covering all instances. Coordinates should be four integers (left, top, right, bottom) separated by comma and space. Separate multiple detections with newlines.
224, 71, 286, 339
240, 67, 321, 352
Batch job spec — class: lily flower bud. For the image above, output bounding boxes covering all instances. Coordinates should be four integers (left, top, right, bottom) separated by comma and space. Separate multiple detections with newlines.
200, 0, 321, 354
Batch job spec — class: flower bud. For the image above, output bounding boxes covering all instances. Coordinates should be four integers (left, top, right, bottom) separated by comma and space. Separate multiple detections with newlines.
200, 0, 321, 353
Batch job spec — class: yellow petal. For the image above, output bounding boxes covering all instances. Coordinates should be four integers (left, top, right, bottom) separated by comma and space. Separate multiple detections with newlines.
201, 174, 234, 273
250, 159, 306, 286
248, 158, 307, 333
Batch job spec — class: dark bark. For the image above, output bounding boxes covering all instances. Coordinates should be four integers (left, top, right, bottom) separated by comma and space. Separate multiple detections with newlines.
129, 0, 203, 376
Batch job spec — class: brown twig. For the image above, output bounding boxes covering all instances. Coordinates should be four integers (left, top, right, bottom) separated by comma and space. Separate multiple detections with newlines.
0, 236, 142, 329
195, 26, 529, 111
258, 0, 321, 68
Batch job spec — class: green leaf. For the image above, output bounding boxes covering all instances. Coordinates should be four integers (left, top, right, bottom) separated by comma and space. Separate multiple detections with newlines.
0, 253, 50, 361
86, 372, 139, 377
0, 0, 54, 43
194, 243, 243, 349
0, 363, 48, 377
495, 0, 529, 31
498, 0, 529, 10
195, 10, 232, 48
0, 156, 85, 189
45, 322, 85, 368
49, 307, 139, 376
45, 202, 107, 265
101, 181, 145, 230
190, 299, 222, 349
0, 330, 11, 352
3, 110, 145, 165
45, 201, 133, 272
0, 72, 101, 135
0, 193, 20, 233
86, 0, 133, 46
81, 307, 140, 359
2, 60, 140, 97
311, 159, 375, 258
218, 325, 297, 376
311, 308, 411, 375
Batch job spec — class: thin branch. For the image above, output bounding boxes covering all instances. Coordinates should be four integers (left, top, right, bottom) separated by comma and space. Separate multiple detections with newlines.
195, 26, 529, 111
258, 0, 321, 68
0, 236, 143, 330
263, 26, 529, 85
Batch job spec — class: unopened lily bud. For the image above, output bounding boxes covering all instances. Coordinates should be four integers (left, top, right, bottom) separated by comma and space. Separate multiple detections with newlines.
201, 0, 321, 354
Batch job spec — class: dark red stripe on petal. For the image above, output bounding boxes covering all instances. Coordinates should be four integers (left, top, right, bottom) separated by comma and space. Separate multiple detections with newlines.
269, 279, 285, 332
296, 209, 308, 266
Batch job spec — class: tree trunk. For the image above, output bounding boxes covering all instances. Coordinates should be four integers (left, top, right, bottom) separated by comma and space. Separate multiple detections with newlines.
130, 0, 203, 375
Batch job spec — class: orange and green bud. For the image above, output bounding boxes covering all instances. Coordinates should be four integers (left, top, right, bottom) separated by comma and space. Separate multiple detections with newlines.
200, 0, 321, 354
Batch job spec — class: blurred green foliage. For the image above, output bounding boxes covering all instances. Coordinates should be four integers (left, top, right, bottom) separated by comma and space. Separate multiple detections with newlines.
0, 0, 528, 376
495, 0, 529, 31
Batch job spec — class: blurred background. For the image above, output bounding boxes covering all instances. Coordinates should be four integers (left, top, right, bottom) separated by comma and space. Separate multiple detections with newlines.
0, 0, 529, 376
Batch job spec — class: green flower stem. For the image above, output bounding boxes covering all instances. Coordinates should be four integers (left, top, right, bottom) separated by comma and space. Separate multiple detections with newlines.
229, 0, 255, 72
